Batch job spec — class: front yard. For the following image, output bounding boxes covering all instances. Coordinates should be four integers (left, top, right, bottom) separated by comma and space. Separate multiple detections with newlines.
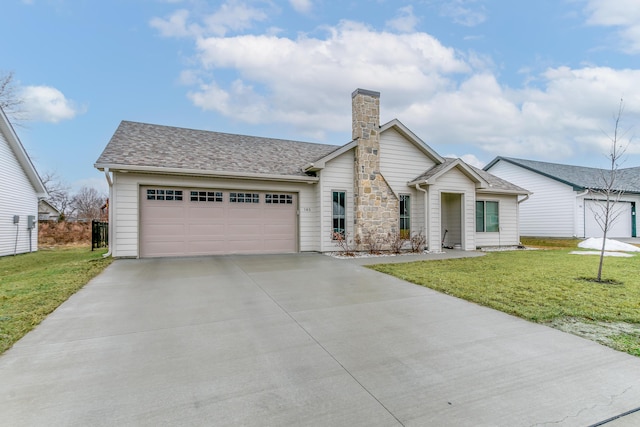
369, 242, 640, 356
0, 247, 112, 354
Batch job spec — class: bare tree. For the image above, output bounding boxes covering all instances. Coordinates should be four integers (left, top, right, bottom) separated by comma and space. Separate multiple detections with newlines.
589, 98, 631, 282
0, 71, 25, 122
41, 171, 74, 220
72, 186, 106, 221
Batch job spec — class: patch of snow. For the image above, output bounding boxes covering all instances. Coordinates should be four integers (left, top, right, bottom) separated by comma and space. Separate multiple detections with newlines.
569, 251, 633, 257
578, 237, 640, 252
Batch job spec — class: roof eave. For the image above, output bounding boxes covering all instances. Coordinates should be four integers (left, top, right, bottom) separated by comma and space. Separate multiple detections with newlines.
0, 107, 48, 196
94, 163, 320, 183
304, 141, 357, 172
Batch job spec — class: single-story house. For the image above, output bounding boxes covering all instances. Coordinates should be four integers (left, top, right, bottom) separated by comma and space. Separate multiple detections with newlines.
0, 106, 48, 257
38, 199, 61, 222
484, 156, 640, 238
95, 89, 529, 258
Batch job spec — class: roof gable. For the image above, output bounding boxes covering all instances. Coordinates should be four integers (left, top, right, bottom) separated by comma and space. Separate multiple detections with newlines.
0, 107, 47, 197
380, 119, 444, 164
95, 121, 339, 180
410, 158, 529, 194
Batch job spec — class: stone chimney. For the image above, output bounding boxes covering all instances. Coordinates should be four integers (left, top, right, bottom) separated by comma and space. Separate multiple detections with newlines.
352, 89, 399, 248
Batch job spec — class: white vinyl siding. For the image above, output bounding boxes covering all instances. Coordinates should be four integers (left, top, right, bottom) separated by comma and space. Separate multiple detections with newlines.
319, 150, 354, 252
475, 194, 521, 247
379, 128, 432, 240
487, 160, 577, 237
380, 128, 436, 190
0, 130, 39, 257
110, 172, 315, 257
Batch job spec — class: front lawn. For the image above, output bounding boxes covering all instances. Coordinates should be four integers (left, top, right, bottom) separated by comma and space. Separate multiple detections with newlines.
369, 249, 640, 356
0, 247, 112, 354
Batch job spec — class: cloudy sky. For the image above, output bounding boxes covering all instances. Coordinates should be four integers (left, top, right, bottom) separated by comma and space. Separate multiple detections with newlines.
2, 0, 640, 193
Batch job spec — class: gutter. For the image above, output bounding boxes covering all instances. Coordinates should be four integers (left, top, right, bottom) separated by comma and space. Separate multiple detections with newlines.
94, 163, 320, 184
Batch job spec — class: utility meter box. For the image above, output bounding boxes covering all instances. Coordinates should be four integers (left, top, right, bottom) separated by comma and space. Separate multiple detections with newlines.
27, 215, 36, 229
13, 215, 19, 224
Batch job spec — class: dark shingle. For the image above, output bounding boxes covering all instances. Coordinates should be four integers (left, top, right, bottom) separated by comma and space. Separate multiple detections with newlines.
95, 121, 340, 177
493, 157, 640, 193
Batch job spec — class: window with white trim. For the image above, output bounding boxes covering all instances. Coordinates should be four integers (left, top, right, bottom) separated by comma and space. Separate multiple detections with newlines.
230, 192, 259, 203
146, 189, 183, 201
476, 201, 499, 232
332, 191, 346, 239
399, 194, 410, 238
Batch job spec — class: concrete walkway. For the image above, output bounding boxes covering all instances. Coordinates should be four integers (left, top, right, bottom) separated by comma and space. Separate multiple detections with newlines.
2, 253, 640, 426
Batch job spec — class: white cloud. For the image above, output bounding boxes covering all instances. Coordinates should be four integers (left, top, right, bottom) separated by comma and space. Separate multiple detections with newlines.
443, 153, 485, 168
152, 7, 640, 165
584, 0, 640, 53
289, 0, 312, 14
440, 0, 487, 27
21, 85, 82, 123
150, 9, 197, 38
150, 1, 268, 38
385, 6, 419, 33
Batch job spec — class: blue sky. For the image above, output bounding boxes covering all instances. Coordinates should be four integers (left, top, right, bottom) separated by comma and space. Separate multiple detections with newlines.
2, 0, 640, 194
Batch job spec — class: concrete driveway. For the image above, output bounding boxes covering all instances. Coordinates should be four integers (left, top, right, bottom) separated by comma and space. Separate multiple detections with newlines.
2, 254, 640, 426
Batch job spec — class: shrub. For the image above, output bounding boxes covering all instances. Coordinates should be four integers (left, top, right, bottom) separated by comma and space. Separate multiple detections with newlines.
410, 230, 426, 253
333, 232, 356, 256
361, 230, 385, 255
387, 232, 407, 254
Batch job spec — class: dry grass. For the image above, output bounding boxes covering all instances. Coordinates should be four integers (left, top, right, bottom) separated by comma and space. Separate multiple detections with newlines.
38, 221, 91, 246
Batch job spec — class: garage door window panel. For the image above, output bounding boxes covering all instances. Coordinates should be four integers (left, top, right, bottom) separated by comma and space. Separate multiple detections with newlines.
190, 191, 223, 202
147, 189, 183, 201
230, 193, 260, 203
265, 194, 293, 204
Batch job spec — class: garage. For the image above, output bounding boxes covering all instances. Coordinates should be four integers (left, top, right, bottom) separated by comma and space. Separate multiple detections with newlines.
140, 187, 297, 257
584, 200, 635, 238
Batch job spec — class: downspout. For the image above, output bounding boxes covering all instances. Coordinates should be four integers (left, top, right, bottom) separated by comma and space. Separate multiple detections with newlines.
575, 189, 589, 238
103, 168, 113, 258
415, 183, 429, 251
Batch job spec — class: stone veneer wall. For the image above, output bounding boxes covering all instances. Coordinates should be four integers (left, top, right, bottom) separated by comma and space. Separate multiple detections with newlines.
352, 89, 399, 249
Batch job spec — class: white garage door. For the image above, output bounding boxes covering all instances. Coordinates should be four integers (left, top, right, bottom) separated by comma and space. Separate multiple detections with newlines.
584, 200, 632, 238
140, 187, 297, 257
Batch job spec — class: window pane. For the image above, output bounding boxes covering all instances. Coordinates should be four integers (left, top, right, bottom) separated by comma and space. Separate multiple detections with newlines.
476, 201, 485, 232
400, 194, 410, 238
486, 201, 499, 232
332, 191, 346, 238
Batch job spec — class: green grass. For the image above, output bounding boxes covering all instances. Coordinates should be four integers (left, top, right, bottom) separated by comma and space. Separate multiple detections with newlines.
369, 250, 640, 325
0, 247, 112, 354
610, 333, 640, 356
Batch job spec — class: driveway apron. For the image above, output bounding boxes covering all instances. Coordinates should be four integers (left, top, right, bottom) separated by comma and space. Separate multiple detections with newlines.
1, 253, 640, 426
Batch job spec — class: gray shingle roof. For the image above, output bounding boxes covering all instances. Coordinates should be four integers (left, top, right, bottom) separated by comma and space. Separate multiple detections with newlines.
489, 157, 640, 193
95, 121, 341, 177
412, 158, 529, 194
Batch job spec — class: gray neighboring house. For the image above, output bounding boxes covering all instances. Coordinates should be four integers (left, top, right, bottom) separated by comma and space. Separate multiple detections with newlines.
485, 156, 640, 238
0, 106, 48, 256
95, 89, 529, 258
38, 199, 60, 222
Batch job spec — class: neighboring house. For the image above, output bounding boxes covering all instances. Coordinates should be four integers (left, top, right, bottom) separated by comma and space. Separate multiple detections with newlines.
38, 199, 60, 222
95, 89, 529, 258
485, 156, 640, 238
0, 106, 48, 256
